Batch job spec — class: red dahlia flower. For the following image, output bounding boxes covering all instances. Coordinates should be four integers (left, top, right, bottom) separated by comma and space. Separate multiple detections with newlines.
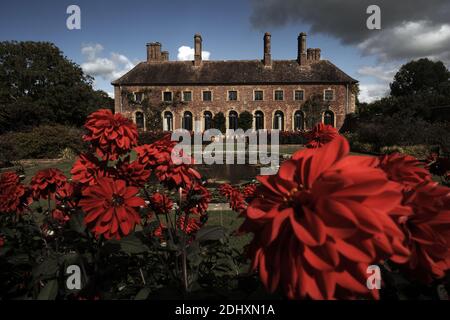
135, 135, 201, 189
178, 215, 201, 235
71, 153, 109, 186
30, 169, 67, 200
79, 177, 145, 240
182, 183, 211, 216
240, 135, 410, 300
116, 157, 151, 187
399, 182, 450, 283
149, 192, 173, 215
154, 223, 167, 240
52, 209, 70, 224
83, 109, 138, 160
304, 123, 338, 148
379, 153, 431, 191
0, 172, 31, 213
219, 184, 234, 198
242, 184, 257, 201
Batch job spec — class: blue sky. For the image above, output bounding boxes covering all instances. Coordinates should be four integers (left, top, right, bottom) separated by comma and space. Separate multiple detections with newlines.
1, 0, 449, 102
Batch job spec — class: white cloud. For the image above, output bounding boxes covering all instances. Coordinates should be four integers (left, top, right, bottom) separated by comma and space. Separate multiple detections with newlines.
358, 21, 450, 64
177, 46, 211, 61
80, 43, 136, 82
359, 84, 390, 103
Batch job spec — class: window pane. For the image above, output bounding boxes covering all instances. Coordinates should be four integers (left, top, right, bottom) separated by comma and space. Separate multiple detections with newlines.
163, 92, 172, 102
135, 93, 143, 102
295, 90, 304, 101
203, 91, 212, 101
254, 91, 263, 101
183, 91, 192, 102
275, 90, 283, 101
228, 91, 237, 101
324, 90, 334, 101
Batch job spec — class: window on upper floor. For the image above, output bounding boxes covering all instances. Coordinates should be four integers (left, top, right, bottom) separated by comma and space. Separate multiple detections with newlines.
202, 91, 212, 101
254, 90, 264, 101
134, 92, 144, 103
324, 89, 334, 101
294, 90, 304, 101
183, 91, 192, 102
163, 91, 173, 102
274, 90, 284, 101
228, 90, 238, 101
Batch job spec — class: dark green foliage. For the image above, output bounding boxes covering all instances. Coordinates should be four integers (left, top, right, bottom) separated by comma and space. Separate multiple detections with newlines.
213, 112, 226, 133
238, 111, 253, 131
390, 58, 450, 97
0, 41, 113, 134
302, 94, 331, 129
0, 125, 86, 162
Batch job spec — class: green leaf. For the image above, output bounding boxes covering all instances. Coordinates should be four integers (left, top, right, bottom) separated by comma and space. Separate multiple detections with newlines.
69, 211, 86, 234
37, 279, 58, 300
117, 234, 150, 255
195, 226, 227, 242
33, 256, 59, 279
134, 287, 151, 300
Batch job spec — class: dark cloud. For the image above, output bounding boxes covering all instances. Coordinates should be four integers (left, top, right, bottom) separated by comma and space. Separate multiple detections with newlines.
250, 0, 450, 44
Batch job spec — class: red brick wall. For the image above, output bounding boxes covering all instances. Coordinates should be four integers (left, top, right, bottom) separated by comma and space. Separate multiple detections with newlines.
114, 83, 356, 131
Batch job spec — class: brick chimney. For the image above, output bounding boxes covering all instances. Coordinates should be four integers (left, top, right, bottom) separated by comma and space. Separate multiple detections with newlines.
263, 32, 272, 67
307, 48, 314, 61
314, 48, 321, 61
194, 34, 202, 67
147, 42, 162, 62
297, 32, 307, 65
161, 51, 169, 61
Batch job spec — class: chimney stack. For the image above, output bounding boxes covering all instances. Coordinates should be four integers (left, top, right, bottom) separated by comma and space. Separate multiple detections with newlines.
194, 34, 202, 67
315, 48, 321, 61
263, 32, 272, 67
298, 32, 307, 65
147, 42, 162, 62
161, 51, 169, 61
307, 48, 313, 61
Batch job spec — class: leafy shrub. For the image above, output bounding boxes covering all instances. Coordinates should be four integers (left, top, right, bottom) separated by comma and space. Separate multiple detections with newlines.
0, 125, 86, 161
380, 145, 432, 160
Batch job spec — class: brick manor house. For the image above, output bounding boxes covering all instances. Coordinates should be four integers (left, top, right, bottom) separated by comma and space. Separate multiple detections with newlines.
112, 33, 357, 132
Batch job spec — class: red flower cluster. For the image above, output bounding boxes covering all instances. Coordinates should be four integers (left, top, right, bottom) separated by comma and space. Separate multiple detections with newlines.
116, 157, 151, 187
178, 215, 202, 235
183, 183, 211, 216
0, 172, 31, 214
379, 153, 431, 191
304, 123, 338, 148
377, 153, 450, 283
148, 192, 173, 215
71, 153, 109, 186
135, 135, 201, 189
240, 135, 410, 300
30, 169, 67, 200
83, 109, 138, 160
219, 184, 247, 214
79, 177, 145, 240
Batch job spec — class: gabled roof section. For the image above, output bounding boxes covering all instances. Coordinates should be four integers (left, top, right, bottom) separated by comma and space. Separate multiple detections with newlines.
112, 59, 358, 86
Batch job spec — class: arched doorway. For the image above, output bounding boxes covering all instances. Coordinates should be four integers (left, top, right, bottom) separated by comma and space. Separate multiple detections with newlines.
255, 111, 264, 130
182, 111, 193, 131
229, 111, 238, 130
294, 110, 304, 131
204, 111, 212, 131
324, 110, 335, 127
163, 111, 173, 131
273, 110, 284, 130
135, 112, 145, 130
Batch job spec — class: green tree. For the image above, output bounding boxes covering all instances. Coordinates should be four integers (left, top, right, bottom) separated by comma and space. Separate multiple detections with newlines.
390, 58, 450, 97
0, 41, 113, 133
213, 112, 226, 134
302, 94, 331, 129
238, 111, 253, 131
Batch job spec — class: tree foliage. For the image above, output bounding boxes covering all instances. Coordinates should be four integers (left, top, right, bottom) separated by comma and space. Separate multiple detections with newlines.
238, 111, 253, 131
213, 112, 226, 133
0, 41, 113, 134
